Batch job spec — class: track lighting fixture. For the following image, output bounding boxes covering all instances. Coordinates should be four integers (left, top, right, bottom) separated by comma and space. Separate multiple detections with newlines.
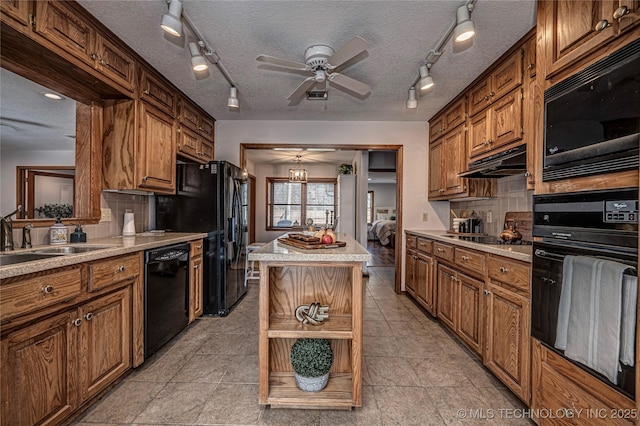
419, 64, 434, 91
228, 87, 239, 109
454, 4, 476, 42
161, 0, 183, 37
189, 42, 208, 72
406, 88, 417, 109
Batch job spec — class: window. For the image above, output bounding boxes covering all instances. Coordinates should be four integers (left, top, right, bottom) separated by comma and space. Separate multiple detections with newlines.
367, 191, 374, 224
267, 178, 336, 229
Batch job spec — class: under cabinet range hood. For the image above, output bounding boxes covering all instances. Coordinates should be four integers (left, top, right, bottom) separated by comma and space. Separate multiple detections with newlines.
458, 145, 527, 178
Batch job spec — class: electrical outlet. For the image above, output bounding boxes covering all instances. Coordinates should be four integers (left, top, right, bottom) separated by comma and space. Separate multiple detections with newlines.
100, 208, 112, 222
486, 211, 493, 223
422, 212, 429, 222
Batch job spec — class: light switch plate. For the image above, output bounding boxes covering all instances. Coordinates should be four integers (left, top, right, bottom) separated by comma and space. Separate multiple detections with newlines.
487, 211, 493, 223
100, 208, 112, 222
422, 212, 429, 221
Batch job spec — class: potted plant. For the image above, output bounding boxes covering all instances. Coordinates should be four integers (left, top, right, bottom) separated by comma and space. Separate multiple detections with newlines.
290, 338, 333, 392
337, 163, 353, 175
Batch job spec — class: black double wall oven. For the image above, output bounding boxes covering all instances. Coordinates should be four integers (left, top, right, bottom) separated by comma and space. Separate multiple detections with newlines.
532, 188, 638, 398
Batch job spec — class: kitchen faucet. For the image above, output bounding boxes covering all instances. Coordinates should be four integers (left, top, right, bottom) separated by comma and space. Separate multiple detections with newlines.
1, 205, 22, 251
22, 223, 33, 249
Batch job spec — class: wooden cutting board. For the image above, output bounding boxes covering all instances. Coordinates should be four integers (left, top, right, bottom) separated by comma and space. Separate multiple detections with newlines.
503, 212, 532, 241
278, 237, 346, 250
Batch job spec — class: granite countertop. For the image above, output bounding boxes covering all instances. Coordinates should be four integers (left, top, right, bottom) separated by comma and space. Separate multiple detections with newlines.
405, 229, 532, 263
248, 233, 371, 263
0, 232, 207, 279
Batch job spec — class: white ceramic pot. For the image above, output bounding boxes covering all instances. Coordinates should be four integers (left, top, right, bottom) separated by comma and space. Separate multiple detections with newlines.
294, 372, 329, 392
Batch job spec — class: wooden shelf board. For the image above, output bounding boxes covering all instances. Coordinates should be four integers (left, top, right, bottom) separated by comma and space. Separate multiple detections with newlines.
266, 372, 355, 409
268, 315, 353, 339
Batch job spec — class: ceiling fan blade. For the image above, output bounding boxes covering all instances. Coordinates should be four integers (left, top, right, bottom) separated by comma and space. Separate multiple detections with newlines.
287, 77, 317, 102
326, 36, 368, 69
328, 73, 371, 96
256, 54, 310, 71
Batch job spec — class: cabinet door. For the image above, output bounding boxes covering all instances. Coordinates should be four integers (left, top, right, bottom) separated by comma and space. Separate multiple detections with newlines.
437, 265, 457, 331
490, 50, 523, 101
1, 311, 78, 426
484, 283, 531, 403
457, 273, 483, 355
199, 116, 215, 139
428, 140, 444, 199
416, 253, 435, 315
523, 35, 536, 79
405, 250, 417, 296
190, 255, 204, 321
542, 0, 618, 78
468, 77, 492, 117
79, 288, 131, 403
617, 0, 640, 32
429, 114, 446, 142
200, 140, 214, 162
178, 98, 200, 131
444, 98, 466, 130
137, 102, 176, 193
467, 108, 491, 159
490, 89, 523, 150
34, 1, 93, 66
94, 34, 135, 92
442, 125, 467, 196
139, 69, 177, 115
177, 126, 200, 160
1, 0, 31, 29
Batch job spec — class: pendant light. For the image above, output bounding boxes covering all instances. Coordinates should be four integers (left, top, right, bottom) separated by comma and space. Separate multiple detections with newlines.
419, 64, 434, 91
454, 4, 476, 42
189, 42, 208, 72
289, 155, 308, 183
406, 88, 417, 109
228, 87, 239, 109
160, 0, 183, 37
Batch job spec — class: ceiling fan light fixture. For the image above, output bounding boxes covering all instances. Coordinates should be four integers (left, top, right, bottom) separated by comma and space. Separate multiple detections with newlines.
228, 87, 239, 109
454, 4, 475, 42
406, 88, 418, 109
419, 65, 434, 91
189, 42, 208, 72
289, 155, 308, 183
161, 0, 183, 37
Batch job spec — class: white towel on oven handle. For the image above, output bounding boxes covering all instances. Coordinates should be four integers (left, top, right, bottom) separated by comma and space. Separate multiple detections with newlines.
620, 272, 637, 367
555, 255, 632, 385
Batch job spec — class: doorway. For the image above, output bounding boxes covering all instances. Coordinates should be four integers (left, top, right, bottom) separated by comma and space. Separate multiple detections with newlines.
240, 143, 403, 294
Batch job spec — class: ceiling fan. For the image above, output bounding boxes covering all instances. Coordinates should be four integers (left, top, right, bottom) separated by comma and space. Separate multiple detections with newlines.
256, 36, 371, 104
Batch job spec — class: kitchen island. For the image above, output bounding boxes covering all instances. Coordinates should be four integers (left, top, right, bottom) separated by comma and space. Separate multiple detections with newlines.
248, 233, 370, 409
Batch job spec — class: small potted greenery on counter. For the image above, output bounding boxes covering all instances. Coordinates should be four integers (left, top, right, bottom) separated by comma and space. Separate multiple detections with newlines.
290, 338, 333, 392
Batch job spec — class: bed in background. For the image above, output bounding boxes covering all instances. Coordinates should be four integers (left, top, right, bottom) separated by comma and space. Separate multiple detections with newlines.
368, 207, 396, 246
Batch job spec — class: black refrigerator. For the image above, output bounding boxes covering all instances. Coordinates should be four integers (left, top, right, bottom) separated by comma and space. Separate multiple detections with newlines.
155, 161, 247, 316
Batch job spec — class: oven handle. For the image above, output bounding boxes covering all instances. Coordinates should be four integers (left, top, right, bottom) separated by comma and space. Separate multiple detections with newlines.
534, 249, 565, 261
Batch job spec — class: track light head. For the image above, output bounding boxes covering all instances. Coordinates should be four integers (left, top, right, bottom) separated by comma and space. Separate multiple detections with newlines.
189, 42, 208, 72
454, 4, 475, 42
161, 0, 183, 37
419, 65, 434, 91
228, 87, 239, 109
406, 88, 417, 109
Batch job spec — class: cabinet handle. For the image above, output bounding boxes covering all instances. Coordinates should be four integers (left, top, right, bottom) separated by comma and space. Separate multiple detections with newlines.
461, 256, 469, 261
489, 91, 495, 97
614, 6, 630, 19
499, 266, 508, 273
194, 264, 199, 270
72, 318, 82, 327
484, 289, 490, 295
524, 171, 531, 177
143, 90, 150, 95
117, 265, 126, 273
84, 312, 94, 321
437, 248, 444, 252
527, 63, 535, 70
42, 285, 54, 294
439, 189, 444, 193
482, 95, 490, 101
90, 53, 99, 60
595, 19, 611, 31
142, 176, 149, 181
488, 139, 494, 145
99, 59, 107, 66
196, 245, 202, 249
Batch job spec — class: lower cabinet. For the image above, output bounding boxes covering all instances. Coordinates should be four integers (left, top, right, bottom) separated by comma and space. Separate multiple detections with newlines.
405, 248, 436, 315
1, 287, 132, 426
189, 240, 204, 321
437, 264, 458, 331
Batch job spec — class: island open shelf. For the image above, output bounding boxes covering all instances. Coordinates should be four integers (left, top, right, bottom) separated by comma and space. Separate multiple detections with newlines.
249, 234, 370, 410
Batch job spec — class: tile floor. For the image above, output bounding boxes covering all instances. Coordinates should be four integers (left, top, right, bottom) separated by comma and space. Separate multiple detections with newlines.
74, 267, 532, 425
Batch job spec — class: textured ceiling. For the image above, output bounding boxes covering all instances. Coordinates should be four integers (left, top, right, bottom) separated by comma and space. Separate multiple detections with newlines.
77, 0, 536, 122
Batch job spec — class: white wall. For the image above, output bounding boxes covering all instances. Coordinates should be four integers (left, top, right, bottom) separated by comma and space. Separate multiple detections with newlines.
215, 120, 450, 289
369, 183, 396, 213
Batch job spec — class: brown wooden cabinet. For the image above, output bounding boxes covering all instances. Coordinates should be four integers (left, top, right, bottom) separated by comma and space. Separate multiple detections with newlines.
437, 264, 458, 331
467, 88, 523, 160
139, 67, 177, 115
428, 98, 465, 143
483, 255, 531, 404
405, 246, 418, 296
468, 50, 523, 117
0, 0, 31, 29
93, 33, 136, 92
404, 234, 435, 316
177, 97, 215, 163
457, 272, 483, 355
102, 99, 177, 194
189, 240, 204, 321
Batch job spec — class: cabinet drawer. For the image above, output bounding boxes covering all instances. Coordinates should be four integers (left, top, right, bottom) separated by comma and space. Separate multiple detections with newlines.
433, 242, 454, 262
455, 247, 486, 276
405, 234, 417, 249
139, 68, 176, 115
1, 267, 82, 320
488, 255, 530, 294
191, 240, 204, 257
416, 237, 432, 254
88, 254, 140, 292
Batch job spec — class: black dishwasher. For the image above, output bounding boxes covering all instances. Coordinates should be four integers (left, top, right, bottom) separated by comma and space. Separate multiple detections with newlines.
144, 243, 190, 358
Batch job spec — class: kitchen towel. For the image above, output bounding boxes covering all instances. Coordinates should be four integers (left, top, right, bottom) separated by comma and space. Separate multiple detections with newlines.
620, 272, 637, 367
555, 255, 633, 384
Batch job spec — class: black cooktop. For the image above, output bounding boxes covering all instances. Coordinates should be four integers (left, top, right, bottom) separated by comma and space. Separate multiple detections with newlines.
449, 235, 533, 245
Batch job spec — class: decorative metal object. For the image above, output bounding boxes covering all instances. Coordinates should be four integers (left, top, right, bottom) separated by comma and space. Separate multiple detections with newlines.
289, 155, 308, 183
295, 302, 329, 325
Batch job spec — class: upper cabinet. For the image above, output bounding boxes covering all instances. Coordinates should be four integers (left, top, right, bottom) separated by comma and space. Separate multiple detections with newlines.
177, 97, 215, 163
139, 68, 177, 116
539, 0, 640, 81
0, 0, 30, 28
468, 50, 523, 117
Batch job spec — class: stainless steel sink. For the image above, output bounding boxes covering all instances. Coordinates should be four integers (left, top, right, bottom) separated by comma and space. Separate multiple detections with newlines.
33, 245, 114, 255
0, 252, 61, 266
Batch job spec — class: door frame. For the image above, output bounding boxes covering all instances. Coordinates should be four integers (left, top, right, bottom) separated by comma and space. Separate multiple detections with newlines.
240, 143, 404, 294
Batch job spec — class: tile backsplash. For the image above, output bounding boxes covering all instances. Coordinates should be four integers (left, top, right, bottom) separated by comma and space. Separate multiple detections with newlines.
451, 174, 533, 238
13, 191, 152, 246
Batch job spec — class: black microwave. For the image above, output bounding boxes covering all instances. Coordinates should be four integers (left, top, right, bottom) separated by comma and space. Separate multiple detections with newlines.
543, 38, 640, 182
